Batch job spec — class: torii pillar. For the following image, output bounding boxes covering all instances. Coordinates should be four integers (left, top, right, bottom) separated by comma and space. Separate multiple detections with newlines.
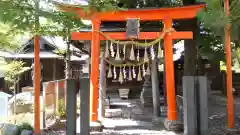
60, 4, 205, 127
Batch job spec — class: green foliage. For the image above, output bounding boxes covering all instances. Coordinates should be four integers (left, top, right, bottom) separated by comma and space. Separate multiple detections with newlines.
17, 122, 33, 134
4, 61, 30, 89
198, 0, 228, 38
54, 49, 67, 56
0, 23, 26, 50
88, 0, 122, 12
197, 28, 225, 61
198, 0, 240, 66
56, 99, 66, 119
0, 33, 17, 50
87, 0, 184, 11
199, 0, 240, 42
0, 0, 85, 37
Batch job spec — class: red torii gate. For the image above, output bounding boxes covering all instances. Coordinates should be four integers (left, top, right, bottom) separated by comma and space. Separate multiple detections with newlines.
32, 2, 236, 133
67, 4, 205, 122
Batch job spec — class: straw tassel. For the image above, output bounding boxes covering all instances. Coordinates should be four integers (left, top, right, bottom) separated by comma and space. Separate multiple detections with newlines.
142, 64, 146, 77
115, 43, 121, 60
146, 63, 150, 75
128, 66, 132, 81
104, 41, 110, 58
110, 42, 115, 57
137, 66, 142, 81
113, 66, 117, 79
123, 66, 126, 79
144, 47, 148, 62
130, 44, 135, 60
118, 67, 124, 83
150, 45, 155, 60
137, 49, 140, 61
107, 65, 112, 78
132, 66, 136, 79
157, 41, 163, 58
123, 44, 126, 60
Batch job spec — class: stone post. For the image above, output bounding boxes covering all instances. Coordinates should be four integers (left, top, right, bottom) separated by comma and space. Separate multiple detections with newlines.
151, 59, 160, 117
197, 76, 209, 135
183, 76, 197, 135
98, 58, 106, 120
66, 79, 77, 135
79, 73, 90, 135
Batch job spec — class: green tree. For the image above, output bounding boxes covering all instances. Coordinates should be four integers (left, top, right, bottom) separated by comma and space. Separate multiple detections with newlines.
0, 23, 27, 50
199, 0, 240, 68
4, 61, 30, 123
0, 0, 86, 78
0, 0, 84, 36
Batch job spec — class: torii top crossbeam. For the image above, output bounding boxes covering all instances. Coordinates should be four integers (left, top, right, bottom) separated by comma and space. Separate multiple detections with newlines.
60, 4, 204, 21
60, 4, 205, 41
58, 3, 205, 122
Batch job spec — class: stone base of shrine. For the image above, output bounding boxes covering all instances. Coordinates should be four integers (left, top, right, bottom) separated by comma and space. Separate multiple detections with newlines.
89, 121, 104, 132
164, 119, 183, 132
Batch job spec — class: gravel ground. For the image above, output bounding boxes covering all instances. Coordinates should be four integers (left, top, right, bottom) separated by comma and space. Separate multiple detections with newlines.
40, 93, 240, 135
208, 95, 240, 135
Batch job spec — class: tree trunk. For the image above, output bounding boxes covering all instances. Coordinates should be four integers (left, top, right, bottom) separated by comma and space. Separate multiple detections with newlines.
65, 43, 71, 79
183, 18, 199, 76
180, 0, 198, 76
65, 28, 71, 79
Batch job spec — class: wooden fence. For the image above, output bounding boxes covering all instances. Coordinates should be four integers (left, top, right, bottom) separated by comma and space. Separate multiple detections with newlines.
42, 79, 66, 127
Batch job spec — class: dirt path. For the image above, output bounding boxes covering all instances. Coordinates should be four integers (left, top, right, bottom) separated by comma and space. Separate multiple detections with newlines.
40, 93, 240, 135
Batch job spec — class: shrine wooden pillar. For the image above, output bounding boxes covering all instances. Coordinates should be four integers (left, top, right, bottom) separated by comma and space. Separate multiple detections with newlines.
90, 20, 101, 122
164, 18, 177, 120
224, 0, 234, 128
34, 35, 41, 133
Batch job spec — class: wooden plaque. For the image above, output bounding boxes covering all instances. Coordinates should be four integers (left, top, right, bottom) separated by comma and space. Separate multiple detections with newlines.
126, 18, 140, 39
